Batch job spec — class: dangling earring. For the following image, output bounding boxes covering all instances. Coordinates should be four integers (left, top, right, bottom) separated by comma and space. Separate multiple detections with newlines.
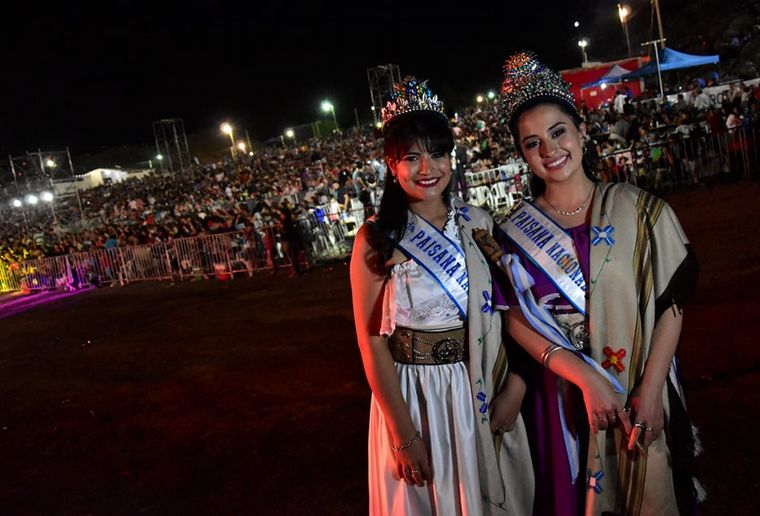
392, 175, 398, 183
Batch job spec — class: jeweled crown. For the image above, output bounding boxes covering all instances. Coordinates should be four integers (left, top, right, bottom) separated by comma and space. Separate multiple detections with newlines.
500, 51, 578, 126
381, 76, 446, 126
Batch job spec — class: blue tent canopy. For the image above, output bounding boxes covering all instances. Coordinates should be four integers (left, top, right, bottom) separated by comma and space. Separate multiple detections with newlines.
622, 48, 719, 79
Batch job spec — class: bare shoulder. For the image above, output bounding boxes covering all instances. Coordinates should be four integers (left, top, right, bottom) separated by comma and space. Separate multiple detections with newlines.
350, 223, 384, 280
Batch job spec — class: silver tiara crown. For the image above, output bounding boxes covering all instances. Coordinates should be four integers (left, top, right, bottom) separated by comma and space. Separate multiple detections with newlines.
381, 76, 446, 126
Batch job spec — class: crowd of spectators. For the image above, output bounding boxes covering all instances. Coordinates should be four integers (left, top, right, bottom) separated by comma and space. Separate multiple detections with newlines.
2, 71, 758, 269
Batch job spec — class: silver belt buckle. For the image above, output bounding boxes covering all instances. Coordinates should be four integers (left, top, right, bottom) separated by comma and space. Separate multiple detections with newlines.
432, 338, 464, 364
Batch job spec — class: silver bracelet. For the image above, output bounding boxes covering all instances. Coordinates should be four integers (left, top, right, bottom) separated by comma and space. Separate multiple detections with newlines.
392, 430, 422, 451
540, 344, 564, 367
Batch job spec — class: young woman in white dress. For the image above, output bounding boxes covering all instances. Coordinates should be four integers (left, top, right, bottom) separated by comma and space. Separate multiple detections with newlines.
350, 77, 534, 515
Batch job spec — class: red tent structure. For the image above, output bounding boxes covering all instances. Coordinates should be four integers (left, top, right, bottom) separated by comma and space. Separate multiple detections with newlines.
560, 57, 647, 109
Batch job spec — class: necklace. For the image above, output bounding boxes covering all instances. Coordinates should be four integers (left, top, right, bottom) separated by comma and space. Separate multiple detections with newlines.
544, 184, 595, 217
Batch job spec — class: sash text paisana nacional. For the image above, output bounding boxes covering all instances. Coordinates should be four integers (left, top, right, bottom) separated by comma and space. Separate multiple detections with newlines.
406, 222, 469, 291
509, 210, 586, 291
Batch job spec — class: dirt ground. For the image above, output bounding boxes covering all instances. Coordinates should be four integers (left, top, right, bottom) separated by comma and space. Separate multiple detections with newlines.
1, 181, 759, 515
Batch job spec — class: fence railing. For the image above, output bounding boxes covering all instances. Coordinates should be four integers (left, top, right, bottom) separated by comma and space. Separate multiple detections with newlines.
0, 225, 307, 294
595, 125, 757, 192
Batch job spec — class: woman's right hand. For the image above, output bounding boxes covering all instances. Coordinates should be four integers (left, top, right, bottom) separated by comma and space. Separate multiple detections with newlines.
472, 228, 504, 265
579, 370, 631, 435
393, 436, 432, 487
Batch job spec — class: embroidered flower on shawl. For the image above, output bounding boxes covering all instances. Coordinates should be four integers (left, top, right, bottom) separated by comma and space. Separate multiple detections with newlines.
455, 205, 471, 222
480, 290, 494, 315
586, 469, 605, 494
591, 225, 615, 246
601, 346, 627, 373
476, 391, 488, 414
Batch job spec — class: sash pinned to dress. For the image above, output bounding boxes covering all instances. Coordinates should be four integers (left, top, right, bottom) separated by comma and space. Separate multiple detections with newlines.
397, 211, 469, 321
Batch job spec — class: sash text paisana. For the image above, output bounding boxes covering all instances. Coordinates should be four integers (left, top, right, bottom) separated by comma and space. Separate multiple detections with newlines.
406, 223, 469, 291
510, 210, 586, 291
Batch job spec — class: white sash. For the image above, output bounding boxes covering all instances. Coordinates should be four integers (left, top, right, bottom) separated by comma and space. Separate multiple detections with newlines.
396, 211, 469, 320
500, 203, 587, 315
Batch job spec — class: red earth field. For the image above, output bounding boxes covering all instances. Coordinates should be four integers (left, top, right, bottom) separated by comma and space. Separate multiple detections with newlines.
1, 181, 759, 515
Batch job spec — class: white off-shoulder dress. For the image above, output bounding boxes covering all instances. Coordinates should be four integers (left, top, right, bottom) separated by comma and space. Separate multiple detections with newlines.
369, 213, 484, 516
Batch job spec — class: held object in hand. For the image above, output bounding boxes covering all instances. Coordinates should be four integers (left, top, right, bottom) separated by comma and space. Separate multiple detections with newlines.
472, 228, 504, 264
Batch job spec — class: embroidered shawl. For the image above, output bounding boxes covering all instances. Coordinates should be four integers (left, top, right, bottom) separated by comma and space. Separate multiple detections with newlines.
585, 182, 698, 515
453, 197, 535, 515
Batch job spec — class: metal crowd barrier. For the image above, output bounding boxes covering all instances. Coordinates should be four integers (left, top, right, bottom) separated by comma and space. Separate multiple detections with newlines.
596, 125, 758, 193
295, 205, 366, 262
463, 162, 530, 213
0, 225, 305, 294
0, 262, 22, 293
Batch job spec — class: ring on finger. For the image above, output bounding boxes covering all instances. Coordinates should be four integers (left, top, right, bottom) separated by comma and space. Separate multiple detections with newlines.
634, 420, 647, 429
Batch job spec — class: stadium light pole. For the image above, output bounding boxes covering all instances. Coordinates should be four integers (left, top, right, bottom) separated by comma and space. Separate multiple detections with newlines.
285, 128, 296, 146
220, 122, 236, 159
652, 0, 665, 50
41, 190, 57, 225
10, 198, 29, 231
578, 39, 589, 65
321, 100, 338, 133
618, 4, 632, 58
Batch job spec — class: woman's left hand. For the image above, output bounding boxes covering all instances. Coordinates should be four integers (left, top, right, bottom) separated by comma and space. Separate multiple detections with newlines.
626, 383, 665, 450
489, 374, 526, 434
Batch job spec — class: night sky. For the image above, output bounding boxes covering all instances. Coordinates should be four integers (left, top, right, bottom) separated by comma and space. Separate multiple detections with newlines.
1, 1, 674, 157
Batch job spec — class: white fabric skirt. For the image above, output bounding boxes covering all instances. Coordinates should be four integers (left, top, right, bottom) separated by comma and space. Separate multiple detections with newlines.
368, 361, 483, 516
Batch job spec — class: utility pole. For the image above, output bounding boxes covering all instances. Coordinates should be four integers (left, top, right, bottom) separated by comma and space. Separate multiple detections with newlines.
642, 38, 667, 99
652, 0, 665, 50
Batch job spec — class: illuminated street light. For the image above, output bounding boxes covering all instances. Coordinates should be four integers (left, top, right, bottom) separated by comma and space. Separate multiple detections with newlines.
574, 21, 580, 28
487, 90, 496, 100
321, 100, 338, 132
578, 39, 589, 64
156, 154, 163, 160
285, 128, 295, 139
25, 194, 39, 205
237, 142, 247, 152
375, 121, 383, 129
41, 191, 54, 202
220, 122, 236, 159
476, 95, 484, 104
11, 198, 22, 208
45, 159, 56, 168
618, 4, 632, 57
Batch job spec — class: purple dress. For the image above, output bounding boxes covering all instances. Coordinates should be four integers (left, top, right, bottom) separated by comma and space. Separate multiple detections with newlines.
493, 222, 591, 516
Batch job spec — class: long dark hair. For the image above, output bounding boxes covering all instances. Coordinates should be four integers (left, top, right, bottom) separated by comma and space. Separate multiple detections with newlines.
508, 98, 597, 198
368, 110, 454, 269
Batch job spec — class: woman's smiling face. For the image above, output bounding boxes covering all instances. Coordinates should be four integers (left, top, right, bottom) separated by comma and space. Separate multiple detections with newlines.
389, 140, 452, 203
516, 103, 586, 186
